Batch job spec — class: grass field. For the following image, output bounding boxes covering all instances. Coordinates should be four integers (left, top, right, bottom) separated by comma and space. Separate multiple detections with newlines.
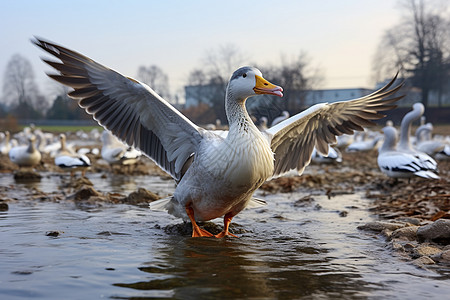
25, 125, 102, 133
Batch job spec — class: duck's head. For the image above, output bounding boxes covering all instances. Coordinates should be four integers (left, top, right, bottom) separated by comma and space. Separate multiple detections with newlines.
382, 126, 398, 144
227, 67, 283, 101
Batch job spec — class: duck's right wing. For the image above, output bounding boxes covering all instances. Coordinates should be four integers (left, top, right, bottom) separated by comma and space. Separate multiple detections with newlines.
33, 37, 203, 181
265, 74, 403, 176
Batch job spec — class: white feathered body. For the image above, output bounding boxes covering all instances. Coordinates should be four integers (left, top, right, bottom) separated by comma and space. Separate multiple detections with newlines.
377, 151, 439, 179
171, 126, 274, 221
9, 145, 41, 167
55, 154, 91, 171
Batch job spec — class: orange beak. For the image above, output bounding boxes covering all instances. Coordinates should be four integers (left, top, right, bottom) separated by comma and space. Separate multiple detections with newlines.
253, 75, 283, 97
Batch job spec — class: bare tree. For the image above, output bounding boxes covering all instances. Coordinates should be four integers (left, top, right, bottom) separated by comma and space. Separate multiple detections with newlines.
185, 44, 248, 123
185, 45, 323, 124
373, 0, 450, 107
187, 69, 207, 86
202, 44, 248, 84
137, 65, 170, 100
254, 53, 324, 121
2, 54, 40, 107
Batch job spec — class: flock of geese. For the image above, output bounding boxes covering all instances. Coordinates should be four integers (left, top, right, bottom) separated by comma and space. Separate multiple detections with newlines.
2, 101, 447, 182
1, 37, 447, 238
1, 127, 142, 176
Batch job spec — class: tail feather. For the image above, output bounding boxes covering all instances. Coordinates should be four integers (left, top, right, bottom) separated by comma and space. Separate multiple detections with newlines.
149, 196, 174, 211
415, 171, 440, 179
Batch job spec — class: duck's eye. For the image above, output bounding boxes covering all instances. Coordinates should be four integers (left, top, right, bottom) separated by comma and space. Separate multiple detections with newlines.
242, 73, 247, 78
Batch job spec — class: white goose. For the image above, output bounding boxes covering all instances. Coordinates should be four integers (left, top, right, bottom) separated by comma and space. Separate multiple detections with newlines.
9, 135, 41, 167
311, 146, 342, 164
271, 111, 290, 127
0, 131, 11, 155
415, 123, 450, 159
397, 103, 438, 173
378, 126, 439, 179
34, 38, 403, 237
346, 134, 382, 152
101, 130, 142, 166
54, 134, 91, 177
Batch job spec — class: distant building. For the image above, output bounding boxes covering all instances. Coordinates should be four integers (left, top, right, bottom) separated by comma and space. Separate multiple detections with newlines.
303, 88, 373, 106
184, 84, 225, 108
183, 76, 447, 112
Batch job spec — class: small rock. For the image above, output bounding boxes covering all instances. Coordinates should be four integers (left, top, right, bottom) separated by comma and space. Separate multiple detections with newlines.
391, 242, 404, 252
396, 217, 422, 226
417, 219, 450, 243
413, 256, 435, 266
404, 243, 417, 250
121, 188, 160, 205
390, 226, 419, 241
441, 250, 450, 261
339, 210, 348, 217
46, 231, 61, 237
382, 229, 393, 238
413, 244, 442, 257
71, 186, 102, 201
357, 221, 405, 232
0, 202, 8, 211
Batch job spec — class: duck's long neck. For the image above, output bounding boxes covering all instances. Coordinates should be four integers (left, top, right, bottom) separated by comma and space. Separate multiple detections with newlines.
380, 130, 397, 153
225, 90, 256, 136
61, 138, 67, 151
399, 109, 419, 150
27, 139, 36, 154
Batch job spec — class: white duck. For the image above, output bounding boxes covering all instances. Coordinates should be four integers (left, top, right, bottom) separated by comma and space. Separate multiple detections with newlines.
0, 131, 11, 155
311, 146, 342, 164
378, 126, 439, 179
415, 123, 449, 159
346, 132, 382, 152
54, 134, 91, 177
101, 130, 141, 166
271, 110, 289, 127
397, 103, 438, 172
9, 135, 41, 167
34, 37, 403, 237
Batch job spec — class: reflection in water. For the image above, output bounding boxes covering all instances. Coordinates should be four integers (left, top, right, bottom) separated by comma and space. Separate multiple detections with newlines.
1, 173, 450, 299
1, 172, 175, 196
114, 230, 376, 298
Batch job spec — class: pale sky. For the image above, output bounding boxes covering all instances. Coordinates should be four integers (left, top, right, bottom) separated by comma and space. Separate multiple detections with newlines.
0, 0, 400, 102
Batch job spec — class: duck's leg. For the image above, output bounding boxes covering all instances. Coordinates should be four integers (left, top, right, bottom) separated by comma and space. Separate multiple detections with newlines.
185, 205, 214, 237
215, 212, 238, 238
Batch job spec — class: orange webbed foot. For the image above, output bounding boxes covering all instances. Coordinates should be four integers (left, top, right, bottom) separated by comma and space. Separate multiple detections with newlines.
186, 205, 214, 238
192, 226, 214, 237
214, 212, 238, 238
215, 231, 238, 238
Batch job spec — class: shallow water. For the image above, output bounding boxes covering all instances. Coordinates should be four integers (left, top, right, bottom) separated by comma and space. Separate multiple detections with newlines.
1, 173, 450, 299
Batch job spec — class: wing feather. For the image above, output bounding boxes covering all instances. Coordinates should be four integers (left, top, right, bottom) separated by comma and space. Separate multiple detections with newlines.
33, 37, 203, 180
266, 74, 403, 176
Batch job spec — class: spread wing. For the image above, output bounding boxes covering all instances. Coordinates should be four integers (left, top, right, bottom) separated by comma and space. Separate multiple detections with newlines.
33, 37, 203, 181
265, 74, 403, 176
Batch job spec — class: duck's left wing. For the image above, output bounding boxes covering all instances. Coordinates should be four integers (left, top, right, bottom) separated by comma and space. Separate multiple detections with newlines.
265, 74, 403, 177
33, 37, 203, 181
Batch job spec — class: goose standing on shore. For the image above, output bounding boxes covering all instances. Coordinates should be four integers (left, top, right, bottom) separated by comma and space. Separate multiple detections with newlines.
311, 146, 342, 164
54, 134, 91, 177
397, 103, 438, 173
378, 126, 439, 179
34, 37, 403, 237
9, 135, 41, 168
0, 131, 11, 155
415, 123, 450, 160
101, 130, 142, 166
271, 111, 290, 127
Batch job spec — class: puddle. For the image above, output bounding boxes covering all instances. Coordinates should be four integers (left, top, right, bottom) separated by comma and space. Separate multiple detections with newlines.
1, 173, 450, 299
